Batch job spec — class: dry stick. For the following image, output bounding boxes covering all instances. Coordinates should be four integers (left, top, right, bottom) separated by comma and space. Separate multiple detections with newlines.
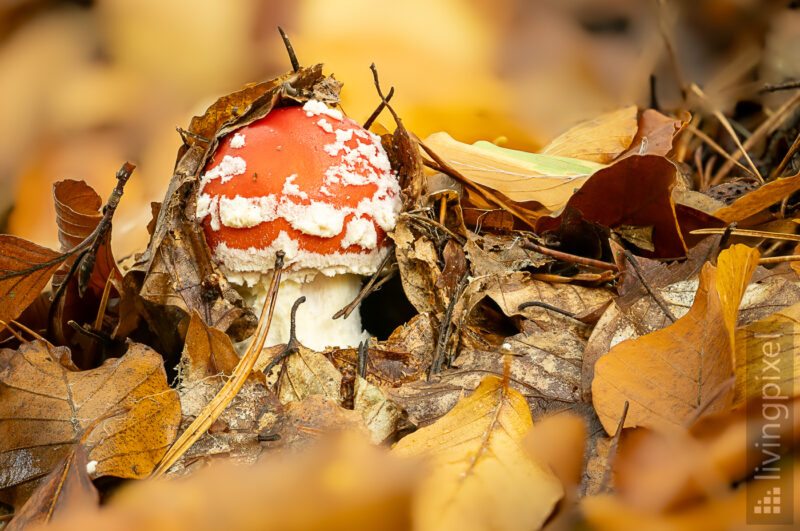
277, 27, 300, 72
357, 340, 369, 379
772, 131, 800, 178
761, 79, 800, 93
0, 320, 26, 343
517, 301, 582, 323
404, 212, 466, 245
333, 251, 393, 320
261, 296, 306, 376
759, 254, 800, 265
687, 123, 755, 178
8, 319, 52, 346
362, 86, 394, 130
429, 272, 469, 377
623, 250, 676, 323
712, 91, 800, 184
600, 401, 629, 493
690, 228, 800, 242
690, 84, 763, 182
519, 240, 620, 271
152, 251, 286, 478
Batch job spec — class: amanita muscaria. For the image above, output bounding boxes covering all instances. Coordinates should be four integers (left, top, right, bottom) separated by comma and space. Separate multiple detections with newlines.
196, 99, 401, 350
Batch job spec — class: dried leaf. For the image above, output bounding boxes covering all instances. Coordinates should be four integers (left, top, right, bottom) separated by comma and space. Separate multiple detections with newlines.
536, 155, 686, 259
541, 105, 638, 163
463, 232, 550, 277
0, 341, 180, 506
393, 376, 563, 531
591, 245, 760, 433
713, 170, 800, 223
619, 109, 690, 158
392, 215, 444, 314
275, 345, 343, 405
354, 376, 402, 443
424, 132, 601, 212
180, 310, 239, 382
0, 236, 62, 330
52, 180, 121, 297
7, 445, 98, 530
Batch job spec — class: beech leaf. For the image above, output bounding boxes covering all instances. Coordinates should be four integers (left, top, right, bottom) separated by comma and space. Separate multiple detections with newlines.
541, 104, 639, 163
393, 376, 563, 531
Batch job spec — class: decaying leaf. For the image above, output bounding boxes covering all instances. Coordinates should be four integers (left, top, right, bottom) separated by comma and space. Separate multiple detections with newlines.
275, 345, 343, 405
353, 376, 402, 443
7, 445, 98, 531
541, 105, 638, 163
591, 245, 760, 433
0, 340, 180, 507
462, 232, 550, 277
393, 376, 563, 531
179, 310, 239, 383
619, 109, 690, 158
0, 235, 63, 330
392, 215, 444, 314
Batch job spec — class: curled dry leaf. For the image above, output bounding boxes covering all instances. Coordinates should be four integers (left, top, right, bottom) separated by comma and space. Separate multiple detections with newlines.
591, 245, 760, 433
0, 341, 180, 507
353, 376, 402, 443
393, 376, 563, 531
619, 109, 690, 158
179, 310, 239, 383
392, 215, 444, 314
541, 105, 638, 164
52, 180, 121, 297
0, 235, 62, 330
536, 155, 686, 259
7, 445, 98, 531
463, 232, 550, 278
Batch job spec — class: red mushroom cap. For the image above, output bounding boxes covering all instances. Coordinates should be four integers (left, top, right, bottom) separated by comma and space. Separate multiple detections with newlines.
196, 101, 401, 283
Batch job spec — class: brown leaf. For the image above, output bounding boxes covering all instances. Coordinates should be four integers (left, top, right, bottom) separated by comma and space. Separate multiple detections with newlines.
435, 239, 467, 299
180, 310, 239, 382
392, 215, 444, 314
463, 232, 550, 277
541, 105, 638, 163
273, 345, 343, 405
7, 445, 98, 530
536, 155, 687, 258
0, 235, 63, 330
52, 180, 121, 297
619, 109, 690, 158
713, 170, 800, 224
591, 245, 760, 433
0, 340, 180, 507
353, 376, 402, 443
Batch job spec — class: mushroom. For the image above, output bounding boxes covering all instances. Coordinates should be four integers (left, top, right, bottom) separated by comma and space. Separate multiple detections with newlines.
196, 100, 402, 350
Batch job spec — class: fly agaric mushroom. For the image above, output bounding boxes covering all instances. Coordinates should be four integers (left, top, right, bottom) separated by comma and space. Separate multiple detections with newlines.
196, 100, 401, 350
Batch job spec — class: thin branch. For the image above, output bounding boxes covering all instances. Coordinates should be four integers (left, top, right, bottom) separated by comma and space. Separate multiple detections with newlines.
760, 79, 800, 93
623, 250, 676, 323
333, 252, 393, 320
363, 86, 394, 130
278, 27, 300, 72
519, 239, 619, 271
262, 296, 306, 376
357, 340, 369, 379
687, 123, 755, 177
517, 301, 590, 326
691, 228, 800, 242
772, 131, 800, 178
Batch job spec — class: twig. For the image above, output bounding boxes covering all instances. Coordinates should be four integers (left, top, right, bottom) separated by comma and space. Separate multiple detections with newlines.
758, 254, 800, 264
404, 212, 466, 245
712, 91, 800, 183
687, 123, 755, 177
517, 301, 590, 326
76, 162, 134, 296
772, 131, 800, 178
363, 86, 394, 130
93, 274, 114, 331
429, 272, 469, 377
152, 251, 286, 478
600, 401, 629, 493
691, 84, 762, 182
278, 27, 300, 72
176, 127, 210, 145
8, 319, 51, 347
760, 79, 800, 93
333, 252, 393, 320
519, 240, 619, 271
623, 250, 676, 323
0, 320, 25, 343
262, 296, 306, 376
691, 227, 800, 242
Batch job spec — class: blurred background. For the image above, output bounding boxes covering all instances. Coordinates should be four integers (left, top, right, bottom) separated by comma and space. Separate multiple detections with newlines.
0, 0, 798, 257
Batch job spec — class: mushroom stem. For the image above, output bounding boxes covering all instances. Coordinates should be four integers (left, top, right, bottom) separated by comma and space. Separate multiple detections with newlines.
242, 273, 367, 351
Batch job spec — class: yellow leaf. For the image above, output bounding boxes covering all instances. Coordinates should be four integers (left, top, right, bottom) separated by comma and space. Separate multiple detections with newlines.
713, 170, 800, 223
393, 376, 563, 531
734, 301, 800, 405
423, 132, 598, 212
592, 245, 760, 433
541, 105, 639, 163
